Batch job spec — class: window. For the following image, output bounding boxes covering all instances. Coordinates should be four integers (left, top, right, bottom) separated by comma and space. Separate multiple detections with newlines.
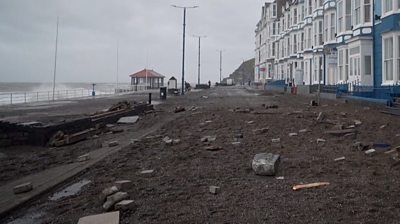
314, 22, 318, 46
338, 50, 344, 80
330, 13, 336, 40
307, 27, 312, 48
325, 14, 329, 42
308, 0, 313, 15
294, 34, 297, 53
364, 0, 371, 23
384, 0, 393, 13
294, 8, 298, 24
365, 56, 372, 75
272, 43, 275, 56
346, 0, 352, 30
338, 1, 344, 33
354, 0, 361, 26
318, 21, 323, 45
273, 4, 277, 17
287, 37, 291, 56
384, 37, 394, 81
301, 32, 304, 51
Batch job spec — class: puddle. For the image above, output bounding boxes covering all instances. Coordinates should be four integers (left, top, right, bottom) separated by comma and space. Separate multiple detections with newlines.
7, 208, 45, 224
49, 179, 91, 201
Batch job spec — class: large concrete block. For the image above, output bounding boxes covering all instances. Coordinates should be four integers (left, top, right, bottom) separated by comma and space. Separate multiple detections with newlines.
77, 211, 119, 224
252, 153, 280, 176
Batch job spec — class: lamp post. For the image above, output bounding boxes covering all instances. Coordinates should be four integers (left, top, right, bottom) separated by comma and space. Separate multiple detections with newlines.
193, 35, 206, 85
172, 4, 198, 95
217, 50, 224, 83
52, 16, 59, 101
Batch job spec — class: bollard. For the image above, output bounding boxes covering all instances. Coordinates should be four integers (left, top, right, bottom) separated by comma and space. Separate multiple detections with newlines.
148, 93, 152, 104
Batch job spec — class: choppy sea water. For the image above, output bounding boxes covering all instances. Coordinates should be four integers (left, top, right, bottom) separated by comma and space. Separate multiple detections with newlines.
0, 82, 130, 105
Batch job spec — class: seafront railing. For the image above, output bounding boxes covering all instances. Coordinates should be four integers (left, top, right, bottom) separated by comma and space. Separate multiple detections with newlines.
0, 85, 154, 106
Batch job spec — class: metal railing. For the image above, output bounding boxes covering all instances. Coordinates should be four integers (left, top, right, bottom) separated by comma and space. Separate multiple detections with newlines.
0, 85, 154, 106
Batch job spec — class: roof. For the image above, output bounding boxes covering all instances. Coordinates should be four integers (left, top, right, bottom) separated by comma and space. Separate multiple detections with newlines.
129, 69, 165, 78
169, 76, 177, 80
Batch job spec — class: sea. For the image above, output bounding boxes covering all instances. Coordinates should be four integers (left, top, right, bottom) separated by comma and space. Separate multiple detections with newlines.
0, 82, 130, 105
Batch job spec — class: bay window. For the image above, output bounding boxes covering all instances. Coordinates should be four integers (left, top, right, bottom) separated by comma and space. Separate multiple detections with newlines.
338, 50, 344, 80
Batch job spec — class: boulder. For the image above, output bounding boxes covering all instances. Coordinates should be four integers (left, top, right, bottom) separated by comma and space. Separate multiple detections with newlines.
103, 192, 129, 211
114, 180, 132, 192
252, 153, 280, 176
78, 211, 119, 224
100, 186, 119, 202
209, 186, 220, 194
115, 200, 135, 211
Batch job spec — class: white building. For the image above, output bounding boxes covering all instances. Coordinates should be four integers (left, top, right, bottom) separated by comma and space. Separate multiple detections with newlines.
255, 0, 384, 87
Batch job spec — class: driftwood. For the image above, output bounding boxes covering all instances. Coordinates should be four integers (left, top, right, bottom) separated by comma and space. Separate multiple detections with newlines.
292, 182, 330, 191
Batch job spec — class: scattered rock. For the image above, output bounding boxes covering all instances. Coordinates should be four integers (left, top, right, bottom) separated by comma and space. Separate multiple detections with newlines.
103, 192, 129, 211
289, 133, 298, 137
140, 170, 154, 174
117, 116, 139, 124
332, 124, 344, 130
234, 133, 244, 139
325, 129, 356, 136
334, 156, 346, 161
100, 186, 119, 202
209, 186, 220, 194
205, 120, 213, 124
380, 124, 387, 129
276, 176, 285, 180
13, 182, 33, 194
264, 104, 279, 109
317, 138, 326, 144
316, 112, 324, 121
48, 131, 65, 147
201, 136, 217, 143
252, 153, 280, 176
271, 138, 281, 143
77, 153, 90, 162
299, 129, 309, 133
234, 108, 251, 113
204, 146, 223, 151
339, 112, 347, 117
253, 128, 269, 135
365, 149, 376, 155
163, 136, 173, 145
174, 106, 186, 113
201, 95, 209, 99
115, 200, 135, 211
346, 125, 356, 129
115, 180, 132, 192
77, 211, 120, 224
310, 100, 318, 106
108, 141, 119, 147
247, 121, 255, 124
173, 139, 181, 145
232, 142, 241, 145
354, 120, 362, 126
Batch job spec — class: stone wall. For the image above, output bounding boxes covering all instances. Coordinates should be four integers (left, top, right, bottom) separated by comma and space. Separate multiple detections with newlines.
0, 103, 153, 147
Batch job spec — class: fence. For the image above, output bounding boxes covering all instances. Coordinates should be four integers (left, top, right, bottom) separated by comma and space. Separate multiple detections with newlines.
0, 85, 152, 106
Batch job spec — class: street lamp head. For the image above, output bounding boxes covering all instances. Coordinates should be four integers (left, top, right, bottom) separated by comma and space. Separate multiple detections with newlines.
171, 4, 199, 9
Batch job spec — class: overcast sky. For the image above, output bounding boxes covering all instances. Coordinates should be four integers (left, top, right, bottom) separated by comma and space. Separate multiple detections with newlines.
0, 0, 264, 84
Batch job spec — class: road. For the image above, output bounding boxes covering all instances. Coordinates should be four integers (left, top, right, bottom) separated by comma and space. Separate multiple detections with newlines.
2, 86, 400, 224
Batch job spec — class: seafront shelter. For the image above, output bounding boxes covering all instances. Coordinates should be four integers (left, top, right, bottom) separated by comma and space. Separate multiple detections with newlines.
129, 69, 165, 89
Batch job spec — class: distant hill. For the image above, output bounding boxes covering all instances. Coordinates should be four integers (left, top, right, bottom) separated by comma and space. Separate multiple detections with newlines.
222, 58, 254, 85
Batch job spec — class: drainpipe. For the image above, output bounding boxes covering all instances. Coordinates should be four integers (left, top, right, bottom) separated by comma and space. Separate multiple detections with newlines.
372, 0, 376, 87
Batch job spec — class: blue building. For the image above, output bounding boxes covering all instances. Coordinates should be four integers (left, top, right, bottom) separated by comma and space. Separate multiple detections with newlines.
373, 0, 400, 87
